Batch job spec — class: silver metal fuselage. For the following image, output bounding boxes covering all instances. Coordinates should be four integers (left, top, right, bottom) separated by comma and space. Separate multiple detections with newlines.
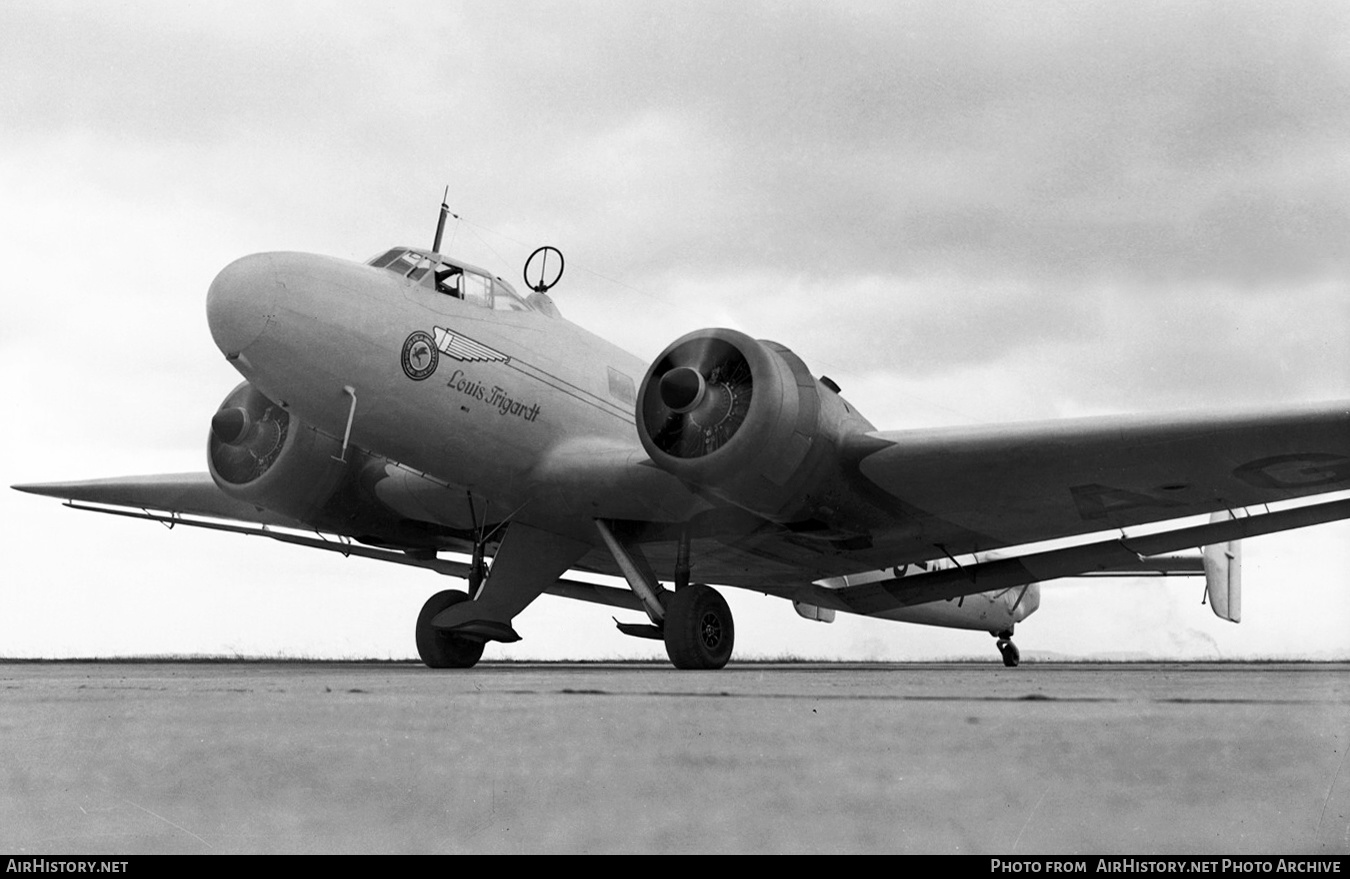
206, 251, 694, 546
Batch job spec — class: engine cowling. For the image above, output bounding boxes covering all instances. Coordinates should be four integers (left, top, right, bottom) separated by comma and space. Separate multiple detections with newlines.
637, 328, 856, 521
207, 381, 348, 522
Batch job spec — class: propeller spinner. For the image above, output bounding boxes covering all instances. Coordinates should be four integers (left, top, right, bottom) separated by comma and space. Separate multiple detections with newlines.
209, 384, 289, 485
646, 338, 753, 459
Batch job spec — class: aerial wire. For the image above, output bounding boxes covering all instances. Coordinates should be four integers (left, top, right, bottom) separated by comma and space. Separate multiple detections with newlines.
434, 206, 976, 425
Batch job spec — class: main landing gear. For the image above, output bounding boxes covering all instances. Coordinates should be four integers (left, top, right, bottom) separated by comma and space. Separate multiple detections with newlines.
994, 628, 1020, 667
413, 520, 738, 670
662, 584, 735, 670
416, 590, 486, 668
595, 520, 736, 670
413, 523, 593, 668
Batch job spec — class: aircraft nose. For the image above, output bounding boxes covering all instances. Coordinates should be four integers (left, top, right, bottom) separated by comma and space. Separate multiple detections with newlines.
207, 253, 278, 357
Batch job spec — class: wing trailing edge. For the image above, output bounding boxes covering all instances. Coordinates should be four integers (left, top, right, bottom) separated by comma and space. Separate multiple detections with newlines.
27, 488, 640, 609
807, 496, 1350, 617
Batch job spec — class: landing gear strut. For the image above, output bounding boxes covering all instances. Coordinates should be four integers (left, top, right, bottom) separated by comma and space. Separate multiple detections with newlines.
994, 629, 1020, 667
663, 584, 735, 670
416, 590, 486, 668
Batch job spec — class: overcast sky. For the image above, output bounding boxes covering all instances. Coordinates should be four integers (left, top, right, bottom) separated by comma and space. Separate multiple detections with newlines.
2, 1, 1347, 661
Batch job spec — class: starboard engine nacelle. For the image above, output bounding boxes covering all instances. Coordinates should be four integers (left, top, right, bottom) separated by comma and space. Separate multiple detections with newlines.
637, 328, 866, 522
207, 381, 347, 521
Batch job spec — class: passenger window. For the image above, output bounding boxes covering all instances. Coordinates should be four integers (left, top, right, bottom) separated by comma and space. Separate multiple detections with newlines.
607, 367, 636, 403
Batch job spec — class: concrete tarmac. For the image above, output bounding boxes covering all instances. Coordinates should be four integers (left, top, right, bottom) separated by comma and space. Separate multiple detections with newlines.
1, 661, 1347, 854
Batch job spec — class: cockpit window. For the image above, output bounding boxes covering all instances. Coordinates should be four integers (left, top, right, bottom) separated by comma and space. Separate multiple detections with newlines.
492, 280, 530, 311
435, 265, 462, 296
388, 252, 421, 276
460, 271, 492, 308
370, 248, 427, 276
371, 247, 537, 314
407, 256, 434, 282
367, 248, 405, 268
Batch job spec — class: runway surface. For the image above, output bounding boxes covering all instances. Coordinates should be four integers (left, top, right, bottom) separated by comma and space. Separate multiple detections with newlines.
1, 661, 1347, 854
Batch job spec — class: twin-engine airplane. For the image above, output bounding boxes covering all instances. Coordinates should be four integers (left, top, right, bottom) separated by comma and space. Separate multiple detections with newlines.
14, 206, 1350, 668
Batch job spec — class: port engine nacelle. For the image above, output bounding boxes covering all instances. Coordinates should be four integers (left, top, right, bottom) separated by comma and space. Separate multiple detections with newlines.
637, 328, 868, 522
207, 381, 348, 522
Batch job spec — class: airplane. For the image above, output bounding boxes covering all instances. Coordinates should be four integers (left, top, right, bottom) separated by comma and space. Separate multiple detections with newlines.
13, 203, 1350, 669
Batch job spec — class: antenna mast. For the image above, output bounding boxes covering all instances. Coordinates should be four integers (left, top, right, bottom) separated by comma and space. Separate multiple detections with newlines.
431, 186, 451, 253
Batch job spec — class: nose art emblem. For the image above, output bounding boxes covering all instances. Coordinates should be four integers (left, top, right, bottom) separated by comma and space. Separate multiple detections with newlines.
401, 331, 439, 381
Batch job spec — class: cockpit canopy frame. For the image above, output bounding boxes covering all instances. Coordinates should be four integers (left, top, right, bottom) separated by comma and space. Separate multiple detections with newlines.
368, 247, 532, 313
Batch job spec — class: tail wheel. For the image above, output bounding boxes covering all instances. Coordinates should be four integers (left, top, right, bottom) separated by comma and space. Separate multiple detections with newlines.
416, 590, 486, 669
663, 584, 735, 670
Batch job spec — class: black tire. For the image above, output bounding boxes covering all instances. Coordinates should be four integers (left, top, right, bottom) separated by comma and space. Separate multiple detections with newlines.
999, 641, 1020, 668
416, 590, 486, 669
663, 584, 734, 670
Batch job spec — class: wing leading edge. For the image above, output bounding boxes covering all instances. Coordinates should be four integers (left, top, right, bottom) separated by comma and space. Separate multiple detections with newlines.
12, 473, 302, 527
852, 400, 1350, 560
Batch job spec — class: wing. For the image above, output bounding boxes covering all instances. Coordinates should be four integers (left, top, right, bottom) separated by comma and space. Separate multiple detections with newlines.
9, 472, 473, 574
852, 400, 1350, 557
642, 401, 1350, 592
659, 401, 1347, 615
13, 473, 302, 526
15, 403, 1349, 618
11, 472, 645, 606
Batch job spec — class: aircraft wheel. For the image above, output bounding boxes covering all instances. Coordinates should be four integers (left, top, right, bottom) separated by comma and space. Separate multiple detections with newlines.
997, 639, 1020, 668
663, 584, 734, 670
416, 590, 486, 669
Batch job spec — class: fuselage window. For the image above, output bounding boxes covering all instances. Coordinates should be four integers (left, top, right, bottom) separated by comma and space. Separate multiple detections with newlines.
607, 367, 636, 403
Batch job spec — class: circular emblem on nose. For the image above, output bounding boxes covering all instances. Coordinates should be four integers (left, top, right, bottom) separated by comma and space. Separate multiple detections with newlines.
401, 331, 439, 381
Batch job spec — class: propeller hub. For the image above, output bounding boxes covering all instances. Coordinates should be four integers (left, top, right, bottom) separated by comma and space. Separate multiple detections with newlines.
659, 366, 707, 414
208, 385, 289, 485
211, 407, 252, 445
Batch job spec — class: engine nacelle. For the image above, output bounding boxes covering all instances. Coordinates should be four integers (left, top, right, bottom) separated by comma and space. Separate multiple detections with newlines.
876, 583, 1042, 632
207, 381, 348, 522
637, 328, 865, 522
814, 562, 1044, 633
